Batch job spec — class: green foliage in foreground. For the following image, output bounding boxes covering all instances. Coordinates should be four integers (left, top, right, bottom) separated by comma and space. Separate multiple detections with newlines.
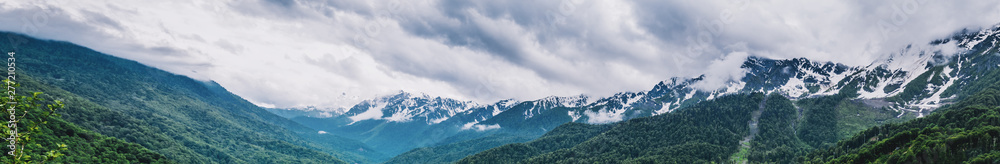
0, 81, 168, 163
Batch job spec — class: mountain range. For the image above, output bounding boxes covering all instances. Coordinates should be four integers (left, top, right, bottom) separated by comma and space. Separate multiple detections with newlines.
0, 22, 998, 163
273, 24, 1000, 163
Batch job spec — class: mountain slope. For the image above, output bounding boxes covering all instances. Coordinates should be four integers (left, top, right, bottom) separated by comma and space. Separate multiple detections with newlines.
460, 93, 765, 163
289, 92, 526, 156
0, 75, 170, 163
801, 46, 1000, 162
0, 32, 385, 163
385, 133, 536, 164
456, 91, 919, 163
283, 25, 1000, 163
454, 122, 613, 164
804, 78, 1000, 163
453, 25, 1000, 163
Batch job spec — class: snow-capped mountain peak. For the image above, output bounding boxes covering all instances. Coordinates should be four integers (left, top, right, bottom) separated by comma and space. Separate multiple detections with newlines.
299, 24, 1000, 131
342, 91, 480, 124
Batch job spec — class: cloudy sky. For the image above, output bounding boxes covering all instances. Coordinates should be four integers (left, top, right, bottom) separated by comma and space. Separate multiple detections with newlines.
1, 0, 999, 110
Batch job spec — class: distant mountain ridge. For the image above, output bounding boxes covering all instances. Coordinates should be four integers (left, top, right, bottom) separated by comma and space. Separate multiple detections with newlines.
297, 24, 1000, 125
450, 25, 1000, 162
283, 24, 1000, 162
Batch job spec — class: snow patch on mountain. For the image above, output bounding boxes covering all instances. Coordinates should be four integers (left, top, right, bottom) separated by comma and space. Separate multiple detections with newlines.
623, 92, 644, 109
655, 102, 677, 115
812, 72, 848, 96
385, 107, 414, 122
713, 81, 747, 98
349, 102, 386, 124
568, 110, 582, 122
779, 77, 808, 97
959, 25, 1000, 50
491, 106, 504, 117
683, 90, 696, 100
909, 65, 961, 113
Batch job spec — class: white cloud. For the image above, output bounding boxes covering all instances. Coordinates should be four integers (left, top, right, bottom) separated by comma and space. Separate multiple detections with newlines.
461, 122, 501, 131
0, 0, 998, 110
692, 51, 749, 91
936, 41, 961, 57
583, 110, 624, 124
470, 124, 501, 132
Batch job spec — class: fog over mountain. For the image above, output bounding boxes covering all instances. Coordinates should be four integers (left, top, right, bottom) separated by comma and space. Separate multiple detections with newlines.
1, 0, 998, 110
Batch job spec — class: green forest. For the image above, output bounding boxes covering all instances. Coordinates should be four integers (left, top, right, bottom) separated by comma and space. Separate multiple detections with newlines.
803, 87, 1000, 163
0, 81, 169, 163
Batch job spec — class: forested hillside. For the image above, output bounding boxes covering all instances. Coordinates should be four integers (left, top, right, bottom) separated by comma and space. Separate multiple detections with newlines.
454, 122, 613, 164
459, 93, 763, 163
457, 60, 1000, 163
804, 74, 1000, 163
0, 77, 169, 163
457, 91, 920, 163
0, 32, 376, 163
